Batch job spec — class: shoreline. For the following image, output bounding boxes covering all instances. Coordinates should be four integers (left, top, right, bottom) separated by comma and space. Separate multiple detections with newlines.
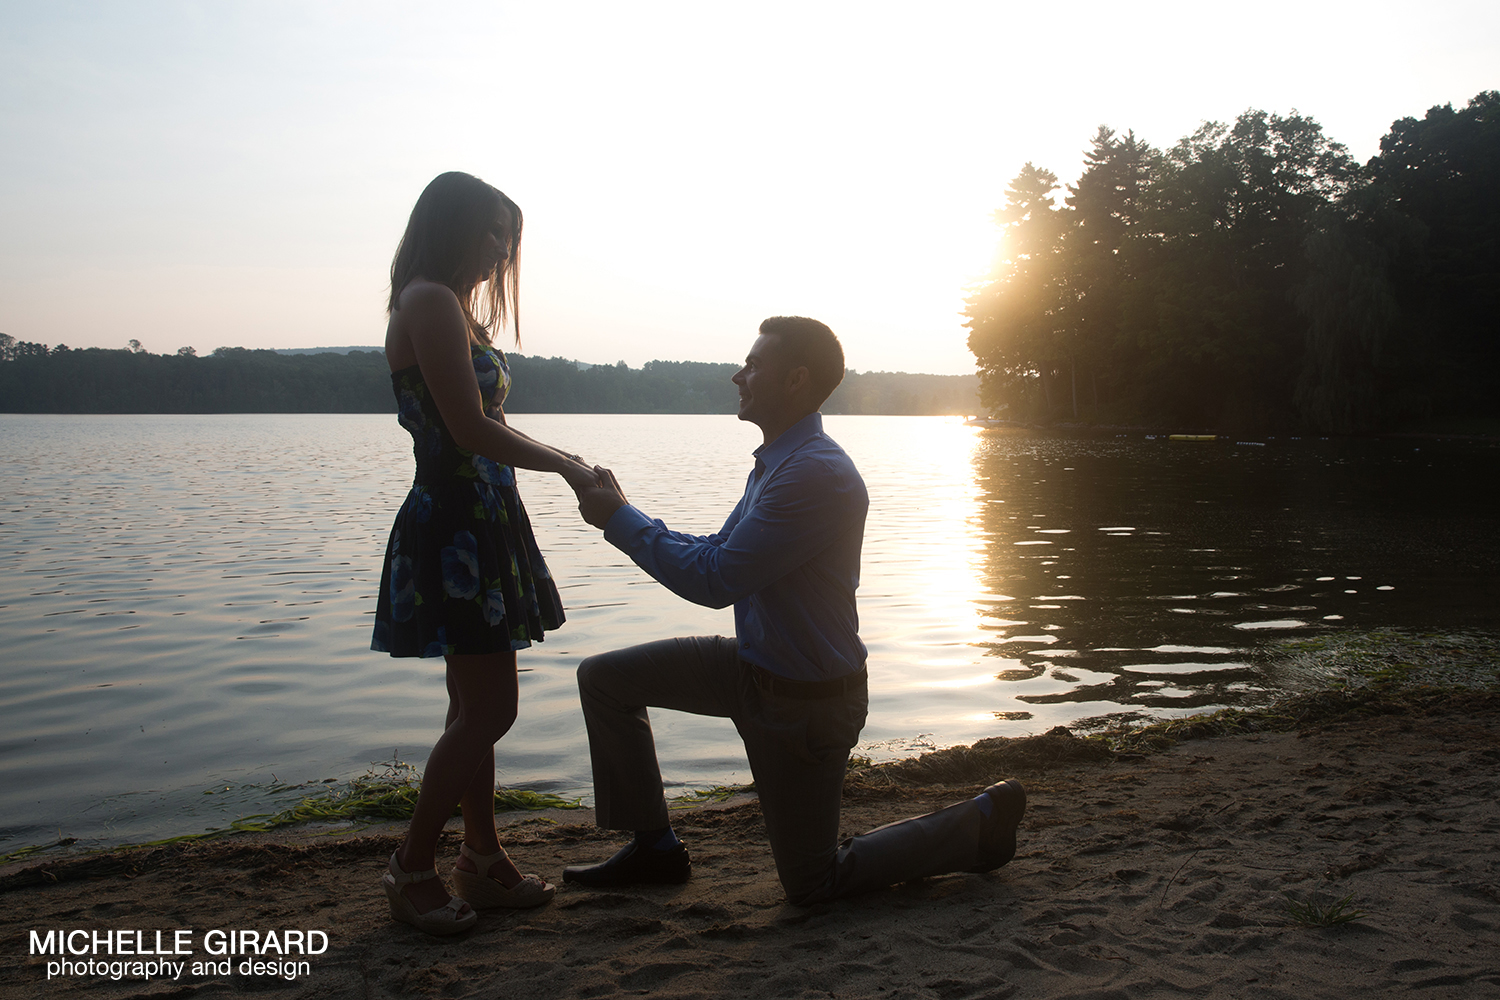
8, 628, 1495, 869
5, 673, 1498, 998
5, 628, 1496, 870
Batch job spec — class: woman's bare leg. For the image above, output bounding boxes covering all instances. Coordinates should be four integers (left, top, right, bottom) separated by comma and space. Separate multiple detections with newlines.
449, 662, 526, 886
393, 651, 519, 915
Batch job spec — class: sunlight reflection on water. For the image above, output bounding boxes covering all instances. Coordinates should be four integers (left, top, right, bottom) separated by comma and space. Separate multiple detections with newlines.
0, 414, 1495, 851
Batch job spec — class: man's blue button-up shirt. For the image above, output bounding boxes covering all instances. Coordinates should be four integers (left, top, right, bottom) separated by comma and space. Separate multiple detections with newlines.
602, 412, 868, 681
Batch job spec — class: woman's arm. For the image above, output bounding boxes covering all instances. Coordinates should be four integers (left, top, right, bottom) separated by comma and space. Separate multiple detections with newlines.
497, 407, 595, 480
397, 281, 598, 489
490, 407, 586, 466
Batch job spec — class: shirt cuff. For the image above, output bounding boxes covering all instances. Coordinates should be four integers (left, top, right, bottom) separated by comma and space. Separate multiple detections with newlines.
602, 503, 653, 549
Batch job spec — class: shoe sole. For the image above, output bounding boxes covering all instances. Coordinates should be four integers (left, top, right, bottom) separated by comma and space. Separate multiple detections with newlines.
968, 779, 1027, 873
382, 874, 478, 935
452, 869, 557, 909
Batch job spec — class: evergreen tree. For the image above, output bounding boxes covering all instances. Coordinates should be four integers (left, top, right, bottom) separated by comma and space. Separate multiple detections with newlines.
1122, 111, 1355, 427
1366, 91, 1500, 421
1064, 127, 1158, 419
965, 163, 1076, 420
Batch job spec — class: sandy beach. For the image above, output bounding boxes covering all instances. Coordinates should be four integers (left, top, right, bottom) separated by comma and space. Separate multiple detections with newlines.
5, 684, 1498, 999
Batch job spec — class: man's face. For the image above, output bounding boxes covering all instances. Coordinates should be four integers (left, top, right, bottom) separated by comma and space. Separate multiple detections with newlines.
731, 333, 795, 428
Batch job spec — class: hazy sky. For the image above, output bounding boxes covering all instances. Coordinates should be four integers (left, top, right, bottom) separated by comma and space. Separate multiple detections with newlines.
2, 2, 1495, 374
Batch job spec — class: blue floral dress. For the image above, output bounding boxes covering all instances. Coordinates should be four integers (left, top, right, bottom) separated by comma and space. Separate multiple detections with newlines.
371, 345, 565, 657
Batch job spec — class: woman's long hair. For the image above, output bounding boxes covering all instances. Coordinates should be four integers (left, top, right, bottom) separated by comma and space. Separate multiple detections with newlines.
388, 172, 522, 347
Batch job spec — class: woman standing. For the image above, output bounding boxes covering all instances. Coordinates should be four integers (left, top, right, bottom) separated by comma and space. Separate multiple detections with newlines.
373, 172, 597, 935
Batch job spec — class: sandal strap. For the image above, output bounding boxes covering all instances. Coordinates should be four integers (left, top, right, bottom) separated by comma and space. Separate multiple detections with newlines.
387, 852, 438, 886
459, 842, 511, 870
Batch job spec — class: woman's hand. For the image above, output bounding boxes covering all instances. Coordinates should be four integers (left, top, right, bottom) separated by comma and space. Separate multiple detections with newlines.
559, 460, 603, 492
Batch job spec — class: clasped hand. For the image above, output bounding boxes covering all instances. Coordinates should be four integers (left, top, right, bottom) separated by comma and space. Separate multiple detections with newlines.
573, 465, 628, 529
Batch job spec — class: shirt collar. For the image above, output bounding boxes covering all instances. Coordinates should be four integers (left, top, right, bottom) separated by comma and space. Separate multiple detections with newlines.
752, 411, 823, 476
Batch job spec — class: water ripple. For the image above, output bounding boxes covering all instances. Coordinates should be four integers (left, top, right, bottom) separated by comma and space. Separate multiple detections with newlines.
1, 414, 1496, 851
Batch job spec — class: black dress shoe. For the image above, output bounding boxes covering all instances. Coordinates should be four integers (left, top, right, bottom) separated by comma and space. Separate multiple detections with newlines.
562, 841, 691, 887
969, 779, 1027, 873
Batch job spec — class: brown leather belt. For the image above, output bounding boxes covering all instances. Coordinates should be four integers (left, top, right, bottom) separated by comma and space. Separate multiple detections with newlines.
745, 661, 867, 700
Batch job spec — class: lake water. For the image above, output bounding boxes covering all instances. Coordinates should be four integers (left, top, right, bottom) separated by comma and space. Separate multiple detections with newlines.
1, 413, 1496, 854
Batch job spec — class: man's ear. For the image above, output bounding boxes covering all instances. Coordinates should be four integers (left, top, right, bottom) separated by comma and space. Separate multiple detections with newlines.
784, 365, 812, 396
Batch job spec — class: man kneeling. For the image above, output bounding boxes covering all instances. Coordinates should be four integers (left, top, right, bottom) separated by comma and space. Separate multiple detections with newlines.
568, 316, 1026, 904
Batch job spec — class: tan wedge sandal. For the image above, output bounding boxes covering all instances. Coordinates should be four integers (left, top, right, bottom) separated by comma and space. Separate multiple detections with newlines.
382, 852, 478, 936
451, 843, 556, 909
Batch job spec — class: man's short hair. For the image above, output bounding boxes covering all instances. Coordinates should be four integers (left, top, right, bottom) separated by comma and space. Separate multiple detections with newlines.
758, 316, 846, 405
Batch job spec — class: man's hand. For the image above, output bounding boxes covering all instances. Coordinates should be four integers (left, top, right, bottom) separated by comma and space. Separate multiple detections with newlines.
559, 458, 602, 492
576, 465, 627, 529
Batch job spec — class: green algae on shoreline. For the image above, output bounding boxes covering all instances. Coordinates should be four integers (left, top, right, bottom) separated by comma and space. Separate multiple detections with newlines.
6, 630, 1495, 868
0, 761, 581, 866
845, 629, 1499, 792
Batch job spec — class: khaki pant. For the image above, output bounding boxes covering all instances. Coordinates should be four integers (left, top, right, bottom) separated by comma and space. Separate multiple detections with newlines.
578, 636, 993, 903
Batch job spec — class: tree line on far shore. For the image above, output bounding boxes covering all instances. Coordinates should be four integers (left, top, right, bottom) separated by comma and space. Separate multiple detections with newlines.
0, 338, 977, 416
966, 91, 1500, 433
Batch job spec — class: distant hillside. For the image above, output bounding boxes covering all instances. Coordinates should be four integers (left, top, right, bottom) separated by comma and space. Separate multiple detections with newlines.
827, 370, 978, 416
505, 356, 978, 415
0, 337, 978, 415
273, 346, 385, 355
